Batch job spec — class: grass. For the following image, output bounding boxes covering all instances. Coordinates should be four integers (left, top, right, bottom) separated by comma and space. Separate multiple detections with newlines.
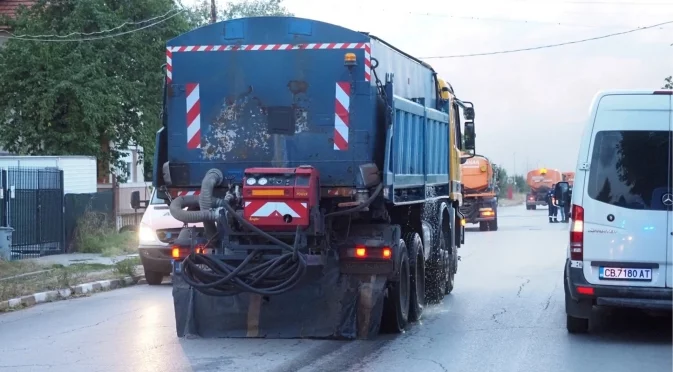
0, 258, 142, 303
74, 210, 138, 256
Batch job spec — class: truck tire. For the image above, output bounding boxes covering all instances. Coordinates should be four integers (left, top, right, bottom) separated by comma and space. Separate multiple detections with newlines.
531, 205, 537, 210
404, 232, 425, 322
489, 218, 498, 231
445, 244, 456, 295
426, 229, 450, 303
479, 221, 488, 231
381, 242, 410, 333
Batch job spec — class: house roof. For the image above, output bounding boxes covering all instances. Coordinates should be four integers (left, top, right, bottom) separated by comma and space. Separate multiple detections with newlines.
0, 0, 35, 29
0, 0, 35, 18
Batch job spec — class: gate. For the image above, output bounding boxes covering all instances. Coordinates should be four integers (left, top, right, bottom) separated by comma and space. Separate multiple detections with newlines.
2, 167, 65, 259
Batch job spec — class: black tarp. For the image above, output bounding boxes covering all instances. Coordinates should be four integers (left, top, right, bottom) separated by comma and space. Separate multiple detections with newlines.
172, 257, 388, 339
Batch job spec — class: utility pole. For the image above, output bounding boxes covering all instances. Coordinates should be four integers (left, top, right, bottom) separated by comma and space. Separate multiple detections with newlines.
210, 0, 217, 24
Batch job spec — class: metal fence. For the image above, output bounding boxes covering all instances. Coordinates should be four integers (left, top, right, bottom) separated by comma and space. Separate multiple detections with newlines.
2, 167, 65, 260
64, 190, 115, 253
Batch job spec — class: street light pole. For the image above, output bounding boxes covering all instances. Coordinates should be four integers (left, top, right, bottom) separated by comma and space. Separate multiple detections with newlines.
210, 0, 217, 24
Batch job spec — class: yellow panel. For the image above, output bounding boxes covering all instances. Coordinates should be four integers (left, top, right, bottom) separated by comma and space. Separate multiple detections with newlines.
251, 189, 285, 196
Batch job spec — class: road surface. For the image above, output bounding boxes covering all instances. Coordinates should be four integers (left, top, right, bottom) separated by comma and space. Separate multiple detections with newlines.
0, 205, 671, 372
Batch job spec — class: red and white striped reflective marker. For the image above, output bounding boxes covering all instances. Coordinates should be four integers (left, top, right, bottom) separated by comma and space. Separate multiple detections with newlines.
166, 49, 173, 83
176, 191, 200, 197
334, 82, 350, 151
186, 83, 201, 149
364, 44, 371, 82
168, 43, 367, 52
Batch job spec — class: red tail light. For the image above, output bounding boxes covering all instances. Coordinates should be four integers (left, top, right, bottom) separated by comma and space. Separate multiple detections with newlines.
570, 204, 584, 261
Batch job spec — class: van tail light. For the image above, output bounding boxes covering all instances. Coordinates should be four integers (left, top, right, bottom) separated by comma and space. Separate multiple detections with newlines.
570, 204, 584, 261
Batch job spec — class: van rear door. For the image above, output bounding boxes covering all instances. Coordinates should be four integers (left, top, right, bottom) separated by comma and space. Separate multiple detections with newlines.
581, 93, 671, 288
666, 92, 673, 288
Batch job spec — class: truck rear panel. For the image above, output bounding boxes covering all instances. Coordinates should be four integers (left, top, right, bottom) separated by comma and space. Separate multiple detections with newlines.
158, 16, 452, 195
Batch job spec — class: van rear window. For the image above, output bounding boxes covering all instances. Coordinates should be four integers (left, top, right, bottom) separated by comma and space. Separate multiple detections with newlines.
588, 130, 672, 211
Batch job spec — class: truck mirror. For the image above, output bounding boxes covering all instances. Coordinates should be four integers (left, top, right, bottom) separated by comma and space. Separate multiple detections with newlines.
464, 122, 475, 151
464, 107, 475, 121
131, 191, 141, 210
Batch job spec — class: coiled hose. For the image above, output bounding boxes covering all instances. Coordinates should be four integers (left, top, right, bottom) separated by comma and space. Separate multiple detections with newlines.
179, 180, 383, 297
179, 203, 307, 296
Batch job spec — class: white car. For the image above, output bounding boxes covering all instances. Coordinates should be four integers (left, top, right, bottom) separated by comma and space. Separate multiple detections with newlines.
137, 190, 203, 285
563, 90, 672, 333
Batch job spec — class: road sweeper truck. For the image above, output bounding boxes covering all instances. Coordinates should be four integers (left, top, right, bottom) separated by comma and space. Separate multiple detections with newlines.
525, 168, 562, 210
153, 16, 476, 339
460, 155, 498, 231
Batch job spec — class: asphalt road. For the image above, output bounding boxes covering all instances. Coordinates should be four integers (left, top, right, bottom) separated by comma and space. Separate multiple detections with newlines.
1, 205, 671, 372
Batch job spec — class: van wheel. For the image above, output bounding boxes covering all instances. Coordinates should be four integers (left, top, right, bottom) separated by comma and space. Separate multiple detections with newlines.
381, 241, 410, 333
405, 233, 425, 322
566, 315, 589, 334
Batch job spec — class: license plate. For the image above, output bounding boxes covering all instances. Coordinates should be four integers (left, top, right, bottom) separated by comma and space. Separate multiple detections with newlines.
599, 267, 652, 280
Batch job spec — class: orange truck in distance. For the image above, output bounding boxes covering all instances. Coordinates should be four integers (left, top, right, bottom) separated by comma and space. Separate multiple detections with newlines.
525, 168, 562, 210
460, 155, 498, 231
562, 171, 575, 186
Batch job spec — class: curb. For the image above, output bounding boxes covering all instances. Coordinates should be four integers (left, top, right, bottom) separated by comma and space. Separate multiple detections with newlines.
0, 276, 143, 312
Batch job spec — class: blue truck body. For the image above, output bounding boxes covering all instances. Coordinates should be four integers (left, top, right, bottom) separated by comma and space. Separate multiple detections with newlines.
155, 16, 457, 204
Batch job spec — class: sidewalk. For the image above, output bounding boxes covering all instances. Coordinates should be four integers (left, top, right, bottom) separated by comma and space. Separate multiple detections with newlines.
1, 252, 145, 312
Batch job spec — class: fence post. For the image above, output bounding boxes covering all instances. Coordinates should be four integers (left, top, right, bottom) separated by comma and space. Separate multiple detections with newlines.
1, 169, 6, 227
60, 170, 65, 254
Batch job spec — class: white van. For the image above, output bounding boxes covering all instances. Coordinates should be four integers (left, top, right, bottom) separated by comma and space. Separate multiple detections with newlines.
137, 190, 202, 285
564, 90, 672, 333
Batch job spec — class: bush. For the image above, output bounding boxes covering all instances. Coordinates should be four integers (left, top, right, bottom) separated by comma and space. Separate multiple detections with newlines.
74, 210, 137, 256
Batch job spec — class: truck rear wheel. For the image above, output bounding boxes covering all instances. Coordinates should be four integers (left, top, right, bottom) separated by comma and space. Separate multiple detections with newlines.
479, 222, 488, 231
489, 219, 498, 231
426, 229, 450, 303
405, 233, 425, 322
531, 205, 537, 210
381, 241, 410, 333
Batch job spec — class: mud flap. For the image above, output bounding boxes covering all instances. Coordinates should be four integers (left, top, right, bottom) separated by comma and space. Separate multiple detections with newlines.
172, 256, 388, 339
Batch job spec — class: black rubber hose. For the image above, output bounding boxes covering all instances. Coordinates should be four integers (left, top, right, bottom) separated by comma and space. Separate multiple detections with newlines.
180, 202, 307, 296
324, 183, 384, 218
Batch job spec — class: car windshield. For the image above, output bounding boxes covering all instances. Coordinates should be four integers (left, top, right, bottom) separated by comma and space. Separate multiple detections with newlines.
587, 130, 672, 211
149, 189, 164, 205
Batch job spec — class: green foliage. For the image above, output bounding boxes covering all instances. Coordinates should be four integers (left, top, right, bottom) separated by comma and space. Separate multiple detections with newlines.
664, 76, 672, 89
491, 164, 527, 196
191, 0, 293, 26
74, 210, 137, 255
0, 0, 193, 179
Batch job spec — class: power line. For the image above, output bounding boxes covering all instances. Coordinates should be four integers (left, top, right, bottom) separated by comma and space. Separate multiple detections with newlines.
368, 8, 640, 29
0, 9, 185, 42
3, 8, 182, 39
420, 20, 672, 58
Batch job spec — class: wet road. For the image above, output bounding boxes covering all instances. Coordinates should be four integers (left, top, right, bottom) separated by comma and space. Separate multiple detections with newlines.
1, 205, 671, 372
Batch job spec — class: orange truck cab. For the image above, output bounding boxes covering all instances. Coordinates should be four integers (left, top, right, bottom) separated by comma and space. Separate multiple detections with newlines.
460, 154, 498, 231
525, 168, 562, 210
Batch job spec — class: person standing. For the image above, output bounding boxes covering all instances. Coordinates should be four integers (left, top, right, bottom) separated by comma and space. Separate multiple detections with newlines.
564, 187, 572, 222
547, 185, 557, 223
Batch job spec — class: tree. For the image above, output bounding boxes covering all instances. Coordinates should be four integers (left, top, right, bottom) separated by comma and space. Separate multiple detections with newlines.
191, 0, 292, 26
663, 76, 672, 89
0, 0, 292, 181
0, 0, 194, 181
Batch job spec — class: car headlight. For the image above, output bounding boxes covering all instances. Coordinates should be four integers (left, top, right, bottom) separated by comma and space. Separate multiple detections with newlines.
138, 224, 159, 244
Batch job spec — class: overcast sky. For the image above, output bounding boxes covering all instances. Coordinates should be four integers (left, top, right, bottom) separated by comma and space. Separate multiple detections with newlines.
185, 0, 672, 176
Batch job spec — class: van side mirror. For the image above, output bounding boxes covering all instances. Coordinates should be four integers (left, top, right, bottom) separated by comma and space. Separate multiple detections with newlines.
464, 121, 476, 151
131, 191, 148, 210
